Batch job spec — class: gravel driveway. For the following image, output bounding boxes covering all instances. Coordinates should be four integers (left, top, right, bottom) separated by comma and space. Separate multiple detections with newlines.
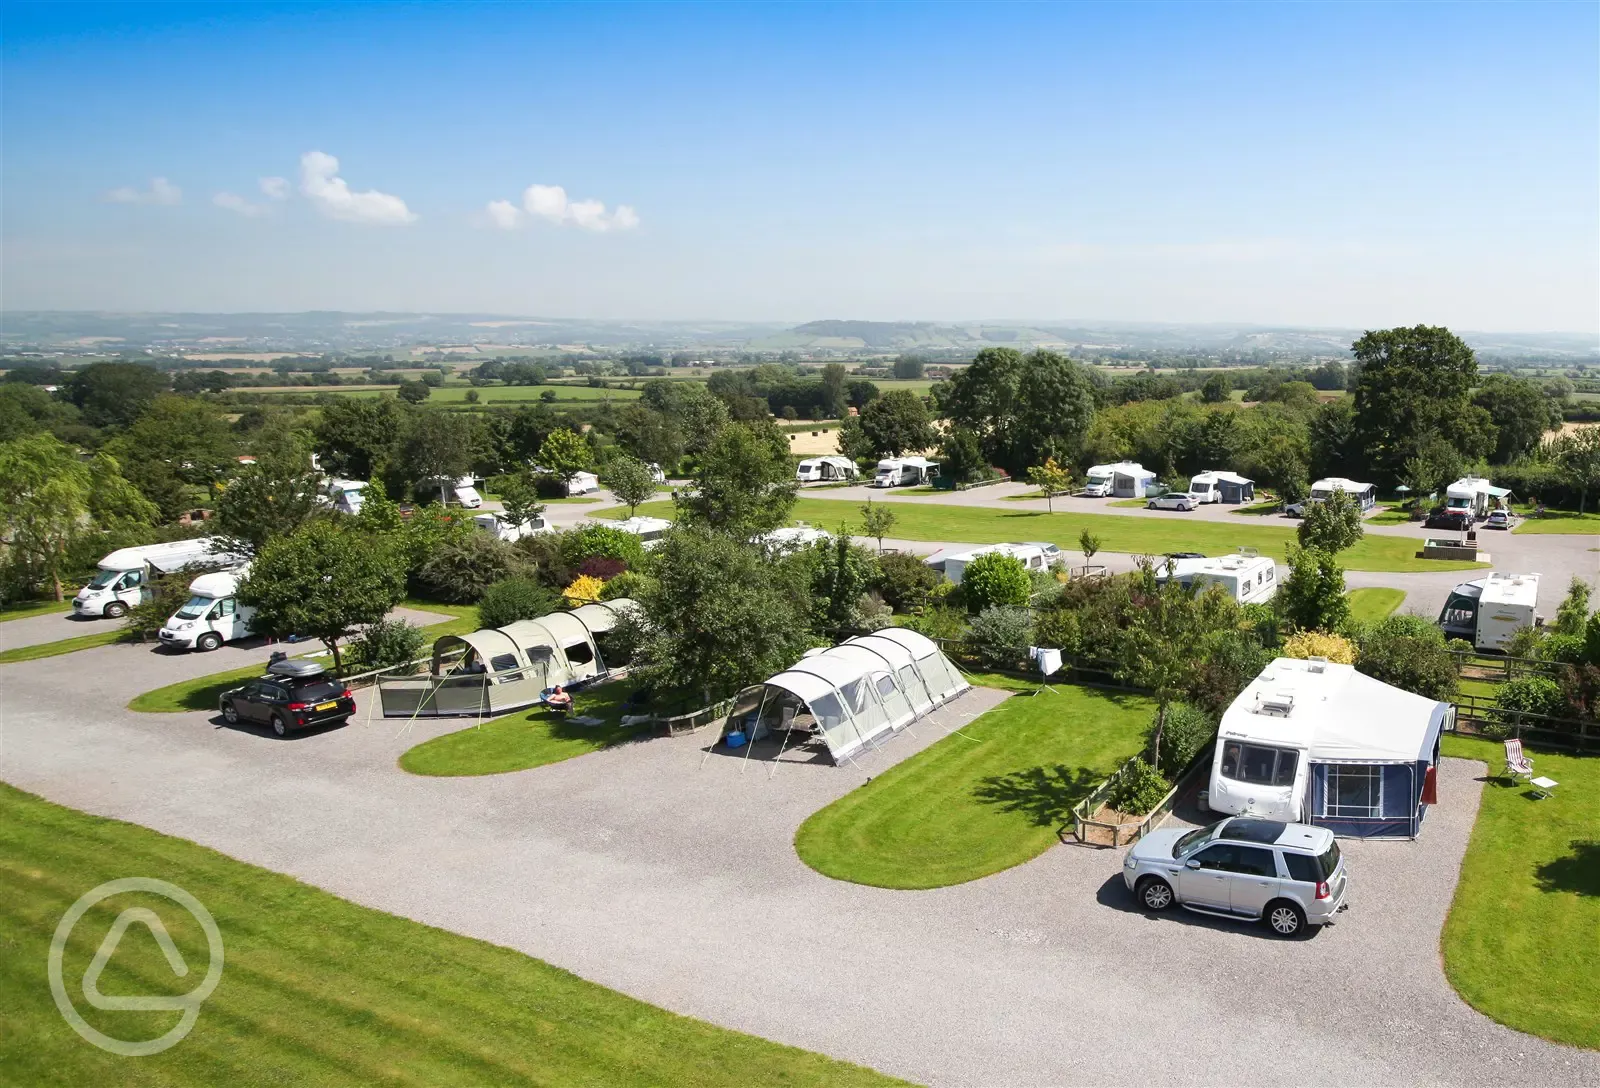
2, 643, 1597, 1087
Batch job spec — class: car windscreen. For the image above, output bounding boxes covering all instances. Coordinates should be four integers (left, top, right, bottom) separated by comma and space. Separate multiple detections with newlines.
289, 679, 343, 702
174, 594, 212, 620
1172, 823, 1221, 858
88, 569, 121, 588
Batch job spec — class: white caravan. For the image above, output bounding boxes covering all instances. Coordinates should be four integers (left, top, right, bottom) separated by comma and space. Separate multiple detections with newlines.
1156, 550, 1278, 605
759, 525, 832, 555
938, 543, 1051, 585
870, 457, 938, 488
453, 476, 484, 508
796, 456, 860, 484
610, 515, 674, 549
1444, 476, 1497, 520
472, 512, 551, 542
73, 539, 242, 619
1438, 572, 1541, 652
1309, 477, 1376, 511
158, 569, 256, 651
1084, 461, 1158, 498
325, 479, 367, 515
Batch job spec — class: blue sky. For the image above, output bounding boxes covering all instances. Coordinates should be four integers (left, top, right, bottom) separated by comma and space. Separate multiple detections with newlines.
3, 1, 1596, 331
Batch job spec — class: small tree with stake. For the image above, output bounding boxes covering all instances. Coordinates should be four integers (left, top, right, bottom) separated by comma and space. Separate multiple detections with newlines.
1029, 457, 1073, 513
859, 500, 897, 554
1078, 528, 1101, 563
237, 520, 406, 673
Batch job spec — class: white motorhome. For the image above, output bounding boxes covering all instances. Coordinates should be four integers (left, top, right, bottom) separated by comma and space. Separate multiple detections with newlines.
472, 512, 551, 542
453, 476, 484, 508
610, 515, 674, 549
648, 462, 667, 484
938, 543, 1052, 585
1309, 477, 1376, 511
870, 457, 938, 488
759, 525, 832, 555
1156, 550, 1278, 605
796, 456, 860, 484
73, 539, 242, 619
1438, 572, 1541, 652
1444, 476, 1500, 520
325, 479, 367, 515
1084, 461, 1158, 498
158, 569, 256, 651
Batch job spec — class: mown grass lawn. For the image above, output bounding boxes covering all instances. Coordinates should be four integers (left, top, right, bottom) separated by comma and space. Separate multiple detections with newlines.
794, 678, 1153, 889
1440, 736, 1599, 1051
0, 784, 902, 1087
400, 679, 650, 776
0, 598, 72, 624
1510, 505, 1600, 535
1228, 500, 1283, 517
0, 627, 128, 664
1345, 587, 1406, 625
601, 498, 1487, 574
127, 600, 477, 713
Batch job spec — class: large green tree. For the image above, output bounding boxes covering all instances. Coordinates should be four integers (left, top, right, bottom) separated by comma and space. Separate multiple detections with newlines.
400, 410, 482, 504
676, 422, 797, 540
626, 526, 813, 703
601, 454, 658, 515
1278, 546, 1349, 633
1116, 565, 1217, 771
1297, 488, 1364, 553
213, 426, 322, 556
237, 520, 406, 671
1472, 374, 1562, 464
105, 395, 239, 518
857, 390, 935, 458
65, 363, 168, 429
935, 348, 1096, 475
1554, 425, 1600, 512
315, 397, 406, 480
537, 427, 594, 491
640, 380, 728, 455
1349, 326, 1493, 486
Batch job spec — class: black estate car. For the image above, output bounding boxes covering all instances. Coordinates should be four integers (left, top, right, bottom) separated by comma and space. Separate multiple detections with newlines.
220, 657, 355, 736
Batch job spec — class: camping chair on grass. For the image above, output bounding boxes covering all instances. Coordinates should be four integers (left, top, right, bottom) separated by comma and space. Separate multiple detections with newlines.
1503, 739, 1534, 785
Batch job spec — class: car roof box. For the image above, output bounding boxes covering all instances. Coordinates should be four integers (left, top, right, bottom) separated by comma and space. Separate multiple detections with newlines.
267, 658, 326, 680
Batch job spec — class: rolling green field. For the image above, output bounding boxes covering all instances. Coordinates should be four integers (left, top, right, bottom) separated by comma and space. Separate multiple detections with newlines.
1440, 737, 1599, 1051
795, 678, 1152, 889
399, 680, 648, 777
249, 383, 642, 403
0, 784, 902, 1086
601, 498, 1488, 573
1345, 587, 1406, 624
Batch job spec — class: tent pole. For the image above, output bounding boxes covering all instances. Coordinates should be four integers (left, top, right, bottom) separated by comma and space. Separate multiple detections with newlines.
739, 687, 771, 775
767, 713, 796, 779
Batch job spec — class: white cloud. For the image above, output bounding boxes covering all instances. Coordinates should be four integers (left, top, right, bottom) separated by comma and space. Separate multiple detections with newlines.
259, 176, 290, 200
213, 191, 268, 217
106, 177, 182, 205
512, 183, 638, 232
485, 199, 524, 230
299, 151, 416, 225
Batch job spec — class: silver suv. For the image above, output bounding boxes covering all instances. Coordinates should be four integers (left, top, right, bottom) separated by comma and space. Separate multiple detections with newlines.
1122, 816, 1349, 937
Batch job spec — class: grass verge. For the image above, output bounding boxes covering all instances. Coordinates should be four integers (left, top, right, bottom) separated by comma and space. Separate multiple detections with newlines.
399, 679, 649, 776
1228, 500, 1283, 516
0, 598, 73, 624
1439, 736, 1599, 1051
1345, 587, 1405, 625
601, 498, 1488, 573
0, 783, 902, 1086
794, 677, 1153, 889
1510, 505, 1600, 534
127, 600, 476, 713
0, 628, 126, 664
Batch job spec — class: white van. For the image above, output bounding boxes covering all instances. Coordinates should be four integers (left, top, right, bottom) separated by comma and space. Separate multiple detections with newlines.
1156, 550, 1277, 605
158, 570, 256, 651
1438, 572, 1541, 652
73, 539, 241, 619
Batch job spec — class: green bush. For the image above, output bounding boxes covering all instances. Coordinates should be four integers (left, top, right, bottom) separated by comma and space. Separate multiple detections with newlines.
1148, 702, 1216, 777
874, 551, 941, 611
1031, 607, 1081, 657
1538, 633, 1587, 666
598, 570, 652, 602
347, 618, 426, 672
1355, 614, 1458, 700
559, 524, 647, 571
1106, 757, 1171, 816
964, 605, 1032, 669
477, 577, 560, 630
411, 534, 528, 604
1493, 675, 1567, 723
902, 604, 968, 643
959, 551, 1031, 612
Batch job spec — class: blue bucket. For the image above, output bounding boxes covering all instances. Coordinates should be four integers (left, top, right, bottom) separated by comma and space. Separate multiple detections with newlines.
726, 731, 747, 749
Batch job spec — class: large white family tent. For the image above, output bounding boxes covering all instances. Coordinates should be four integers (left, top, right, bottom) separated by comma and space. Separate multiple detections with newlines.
722, 628, 969, 764
377, 599, 637, 718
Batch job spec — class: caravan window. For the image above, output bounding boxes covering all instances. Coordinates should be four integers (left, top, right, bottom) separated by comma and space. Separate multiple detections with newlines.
1326, 765, 1382, 818
1220, 743, 1298, 787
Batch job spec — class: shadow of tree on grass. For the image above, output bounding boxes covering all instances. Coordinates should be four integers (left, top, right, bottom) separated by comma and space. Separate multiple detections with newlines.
971, 764, 1103, 828
1534, 840, 1600, 897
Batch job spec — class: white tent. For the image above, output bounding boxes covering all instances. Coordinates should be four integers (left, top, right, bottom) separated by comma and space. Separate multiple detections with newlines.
724, 628, 969, 764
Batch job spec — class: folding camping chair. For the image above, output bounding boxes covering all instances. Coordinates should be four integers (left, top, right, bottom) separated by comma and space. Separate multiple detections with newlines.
1503, 738, 1534, 786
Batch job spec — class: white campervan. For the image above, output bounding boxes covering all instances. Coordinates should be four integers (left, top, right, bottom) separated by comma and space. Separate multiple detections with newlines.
326, 479, 367, 515
1438, 572, 1541, 652
73, 539, 241, 619
1157, 550, 1277, 605
473, 512, 551, 542
610, 515, 674, 549
1309, 477, 1376, 511
870, 457, 938, 488
1443, 476, 1495, 521
938, 543, 1051, 585
158, 569, 256, 651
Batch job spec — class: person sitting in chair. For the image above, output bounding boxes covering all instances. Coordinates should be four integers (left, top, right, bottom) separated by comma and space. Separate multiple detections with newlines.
545, 684, 573, 713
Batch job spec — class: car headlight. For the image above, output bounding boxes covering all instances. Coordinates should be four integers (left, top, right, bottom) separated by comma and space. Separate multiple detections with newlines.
177, 622, 194, 631
1124, 855, 1137, 868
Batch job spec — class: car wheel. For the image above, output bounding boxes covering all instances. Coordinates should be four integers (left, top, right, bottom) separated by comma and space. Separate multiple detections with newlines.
1136, 877, 1175, 912
196, 632, 222, 652
271, 712, 291, 738
104, 601, 128, 618
1147, 501, 1157, 509
222, 701, 239, 725
1266, 900, 1306, 937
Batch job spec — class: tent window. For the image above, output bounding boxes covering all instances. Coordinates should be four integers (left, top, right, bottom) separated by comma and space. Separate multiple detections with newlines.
809, 693, 847, 731
875, 674, 897, 697
564, 642, 595, 666
1326, 765, 1382, 818
840, 678, 872, 716
898, 666, 921, 696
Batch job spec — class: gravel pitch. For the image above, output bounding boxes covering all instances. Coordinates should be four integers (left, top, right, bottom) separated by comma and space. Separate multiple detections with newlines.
2, 644, 1598, 1087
